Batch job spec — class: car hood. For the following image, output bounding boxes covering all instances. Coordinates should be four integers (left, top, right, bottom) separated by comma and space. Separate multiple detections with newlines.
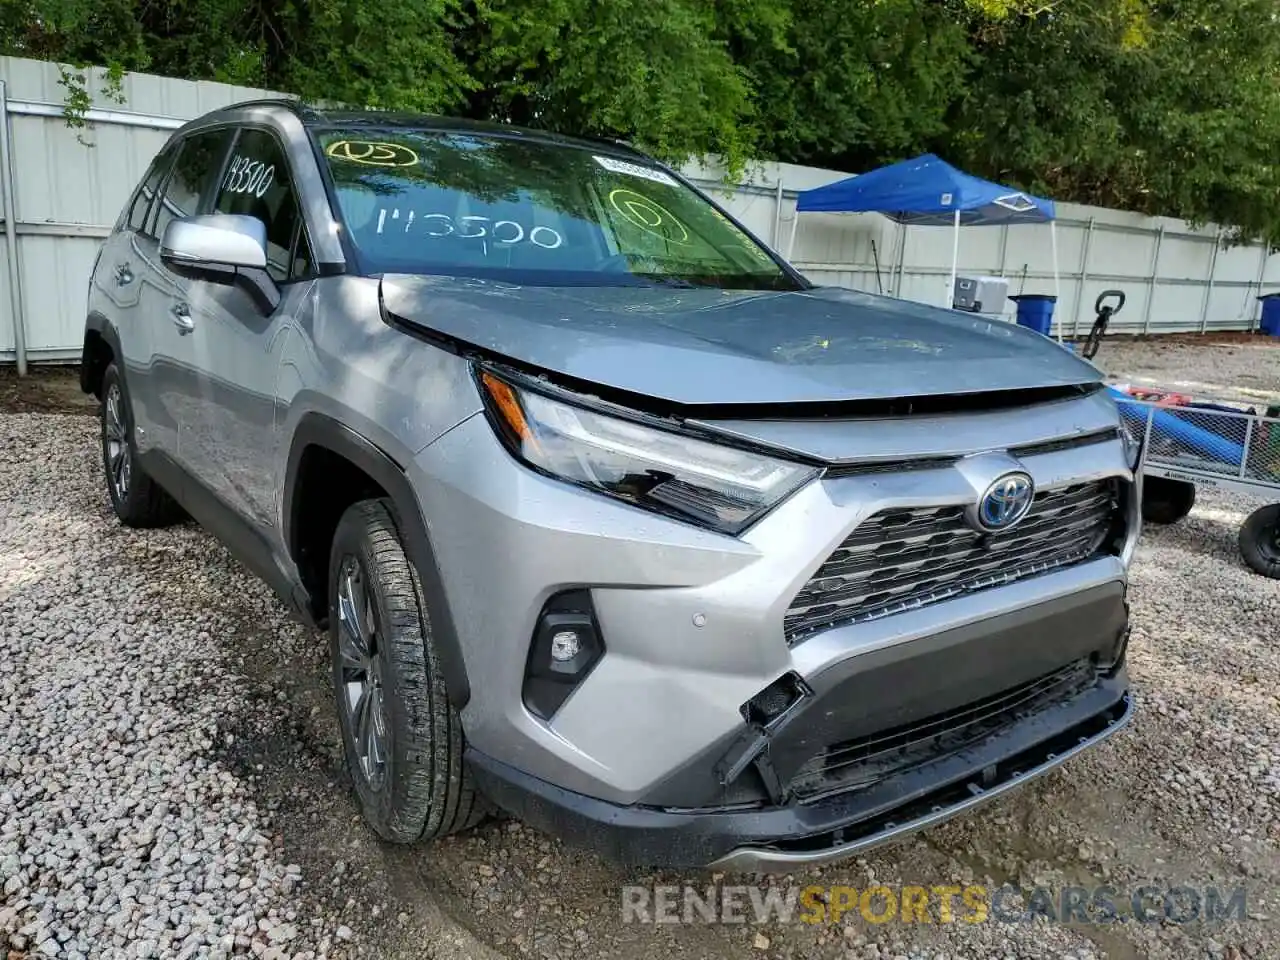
380, 275, 1101, 408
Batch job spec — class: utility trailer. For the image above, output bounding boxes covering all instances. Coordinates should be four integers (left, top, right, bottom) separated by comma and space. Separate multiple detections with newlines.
1116, 393, 1280, 578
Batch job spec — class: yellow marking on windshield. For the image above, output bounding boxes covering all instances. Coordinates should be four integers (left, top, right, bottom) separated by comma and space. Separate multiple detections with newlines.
326, 140, 419, 167
607, 189, 691, 245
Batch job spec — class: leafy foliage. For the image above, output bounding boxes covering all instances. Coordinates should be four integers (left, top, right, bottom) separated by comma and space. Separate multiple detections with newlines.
6, 0, 1280, 241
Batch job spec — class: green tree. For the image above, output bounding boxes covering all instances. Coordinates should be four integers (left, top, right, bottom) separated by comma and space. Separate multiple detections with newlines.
739, 0, 971, 171
953, 0, 1280, 243
8, 0, 1280, 243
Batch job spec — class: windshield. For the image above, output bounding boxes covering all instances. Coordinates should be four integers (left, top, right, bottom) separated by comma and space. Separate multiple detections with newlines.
315, 129, 799, 290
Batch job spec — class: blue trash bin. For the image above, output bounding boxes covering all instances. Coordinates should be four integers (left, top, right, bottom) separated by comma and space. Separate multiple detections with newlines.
1258, 294, 1280, 336
1009, 294, 1057, 337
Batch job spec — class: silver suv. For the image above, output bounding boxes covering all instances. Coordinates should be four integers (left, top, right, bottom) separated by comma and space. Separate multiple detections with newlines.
81, 100, 1139, 870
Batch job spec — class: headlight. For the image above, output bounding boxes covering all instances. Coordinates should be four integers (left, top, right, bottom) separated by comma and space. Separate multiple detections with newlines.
479, 369, 820, 534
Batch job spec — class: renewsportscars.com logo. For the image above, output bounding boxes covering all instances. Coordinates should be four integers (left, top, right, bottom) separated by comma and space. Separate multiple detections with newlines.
621, 883, 1249, 926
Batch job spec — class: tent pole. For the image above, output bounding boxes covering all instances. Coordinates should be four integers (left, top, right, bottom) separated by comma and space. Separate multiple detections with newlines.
1050, 220, 1062, 341
893, 221, 906, 296
784, 209, 800, 261
947, 209, 960, 309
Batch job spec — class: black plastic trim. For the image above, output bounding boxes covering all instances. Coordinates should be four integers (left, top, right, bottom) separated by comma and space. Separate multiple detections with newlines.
81, 313, 122, 396
282, 414, 472, 707
522, 590, 604, 720
136, 449, 311, 623
468, 673, 1130, 868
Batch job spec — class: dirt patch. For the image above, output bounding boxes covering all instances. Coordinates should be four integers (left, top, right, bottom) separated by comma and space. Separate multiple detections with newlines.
0, 365, 96, 415
1123, 331, 1280, 349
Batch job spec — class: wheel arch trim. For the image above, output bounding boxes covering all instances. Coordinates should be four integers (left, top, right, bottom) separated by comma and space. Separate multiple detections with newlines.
283, 413, 472, 708
81, 312, 122, 396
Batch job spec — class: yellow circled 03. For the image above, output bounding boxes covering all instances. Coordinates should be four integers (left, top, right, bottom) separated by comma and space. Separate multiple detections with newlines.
608, 189, 690, 244
326, 140, 420, 167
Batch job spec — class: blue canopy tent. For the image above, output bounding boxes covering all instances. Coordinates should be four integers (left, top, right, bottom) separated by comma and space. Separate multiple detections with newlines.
786, 154, 1060, 331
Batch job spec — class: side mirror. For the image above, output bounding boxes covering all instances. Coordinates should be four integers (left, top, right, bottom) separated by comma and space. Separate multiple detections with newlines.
161, 214, 267, 271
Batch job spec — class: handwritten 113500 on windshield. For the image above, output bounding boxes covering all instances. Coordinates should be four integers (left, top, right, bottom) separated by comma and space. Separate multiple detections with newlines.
374, 208, 566, 249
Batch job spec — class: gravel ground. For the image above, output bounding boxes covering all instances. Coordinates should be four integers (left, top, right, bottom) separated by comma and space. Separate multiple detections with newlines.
1096, 332, 1280, 406
2, 338, 1279, 959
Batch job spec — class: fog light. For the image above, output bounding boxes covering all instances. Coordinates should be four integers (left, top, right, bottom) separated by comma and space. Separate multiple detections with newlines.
550, 630, 581, 663
523, 591, 604, 719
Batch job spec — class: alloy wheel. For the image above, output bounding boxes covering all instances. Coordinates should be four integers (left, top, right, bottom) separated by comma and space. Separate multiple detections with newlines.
336, 556, 389, 792
103, 382, 132, 500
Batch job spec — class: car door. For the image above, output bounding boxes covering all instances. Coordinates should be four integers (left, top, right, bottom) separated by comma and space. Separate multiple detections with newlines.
94, 140, 179, 451
185, 126, 318, 529
140, 126, 236, 475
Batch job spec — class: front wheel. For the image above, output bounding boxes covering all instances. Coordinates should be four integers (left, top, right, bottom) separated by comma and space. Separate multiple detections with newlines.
1239, 503, 1280, 579
328, 498, 486, 843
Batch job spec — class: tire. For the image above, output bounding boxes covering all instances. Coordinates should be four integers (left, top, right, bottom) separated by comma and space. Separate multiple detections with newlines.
1238, 503, 1280, 579
1141, 476, 1196, 525
328, 498, 485, 843
100, 363, 184, 528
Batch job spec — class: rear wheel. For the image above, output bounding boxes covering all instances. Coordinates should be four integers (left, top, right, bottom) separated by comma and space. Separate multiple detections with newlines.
329, 498, 485, 843
100, 363, 184, 528
1141, 476, 1196, 525
1239, 504, 1280, 579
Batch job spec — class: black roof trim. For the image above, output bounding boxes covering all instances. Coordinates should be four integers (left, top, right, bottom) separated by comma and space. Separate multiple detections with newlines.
208, 100, 656, 160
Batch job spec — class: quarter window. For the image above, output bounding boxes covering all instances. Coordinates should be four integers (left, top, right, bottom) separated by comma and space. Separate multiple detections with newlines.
126, 141, 178, 234
214, 129, 312, 282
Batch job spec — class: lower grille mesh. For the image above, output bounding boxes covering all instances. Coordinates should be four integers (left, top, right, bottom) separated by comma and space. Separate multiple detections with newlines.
785, 480, 1119, 643
787, 659, 1100, 802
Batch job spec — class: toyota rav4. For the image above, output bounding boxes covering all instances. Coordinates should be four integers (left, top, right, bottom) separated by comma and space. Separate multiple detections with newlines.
81, 100, 1139, 870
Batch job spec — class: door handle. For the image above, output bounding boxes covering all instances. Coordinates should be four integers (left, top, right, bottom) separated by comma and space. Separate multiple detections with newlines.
114, 263, 134, 286
170, 302, 194, 334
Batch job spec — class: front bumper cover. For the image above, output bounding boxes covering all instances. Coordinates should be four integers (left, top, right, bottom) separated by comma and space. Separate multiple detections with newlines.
470, 672, 1130, 871
469, 577, 1132, 870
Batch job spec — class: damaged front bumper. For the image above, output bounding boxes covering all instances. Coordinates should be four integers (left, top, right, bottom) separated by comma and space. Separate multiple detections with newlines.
469, 674, 1130, 872
468, 582, 1133, 871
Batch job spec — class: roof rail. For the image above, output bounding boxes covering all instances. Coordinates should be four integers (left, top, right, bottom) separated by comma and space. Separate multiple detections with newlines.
218, 97, 313, 118
571, 133, 649, 158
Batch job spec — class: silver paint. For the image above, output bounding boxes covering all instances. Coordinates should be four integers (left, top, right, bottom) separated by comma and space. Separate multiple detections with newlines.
87, 101, 1136, 823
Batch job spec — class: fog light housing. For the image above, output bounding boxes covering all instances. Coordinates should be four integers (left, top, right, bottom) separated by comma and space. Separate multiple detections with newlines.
741, 671, 810, 728
523, 590, 604, 719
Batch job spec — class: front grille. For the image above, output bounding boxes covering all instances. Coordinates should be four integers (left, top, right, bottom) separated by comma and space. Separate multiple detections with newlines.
785, 480, 1119, 643
787, 659, 1100, 802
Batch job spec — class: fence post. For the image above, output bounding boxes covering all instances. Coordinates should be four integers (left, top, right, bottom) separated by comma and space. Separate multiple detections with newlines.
1141, 225, 1165, 335
771, 177, 784, 248
1071, 218, 1094, 339
1198, 230, 1221, 334
1250, 243, 1268, 332
0, 79, 27, 375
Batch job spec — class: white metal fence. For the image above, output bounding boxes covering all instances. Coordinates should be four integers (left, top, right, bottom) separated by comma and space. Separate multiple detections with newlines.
2, 55, 1277, 369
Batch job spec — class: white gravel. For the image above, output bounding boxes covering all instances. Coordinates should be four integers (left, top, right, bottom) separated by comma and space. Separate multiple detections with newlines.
3, 337, 1280, 960
0, 415, 336, 959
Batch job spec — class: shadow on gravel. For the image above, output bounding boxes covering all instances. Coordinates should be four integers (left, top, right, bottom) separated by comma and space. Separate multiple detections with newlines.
1140, 513, 1246, 567
209, 583, 763, 960
209, 585, 509, 959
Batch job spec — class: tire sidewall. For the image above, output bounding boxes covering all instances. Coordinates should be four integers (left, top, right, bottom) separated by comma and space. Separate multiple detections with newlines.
1141, 476, 1196, 525
1239, 504, 1280, 578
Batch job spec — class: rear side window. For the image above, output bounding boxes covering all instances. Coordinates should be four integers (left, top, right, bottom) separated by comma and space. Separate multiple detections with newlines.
150, 128, 233, 240
126, 141, 178, 234
214, 128, 312, 283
